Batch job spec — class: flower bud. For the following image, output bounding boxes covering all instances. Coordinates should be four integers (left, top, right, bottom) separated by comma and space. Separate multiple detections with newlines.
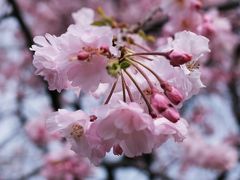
191, 0, 202, 10
168, 50, 192, 66
99, 45, 109, 54
151, 92, 169, 113
113, 144, 123, 156
164, 86, 183, 105
77, 51, 89, 61
162, 107, 180, 123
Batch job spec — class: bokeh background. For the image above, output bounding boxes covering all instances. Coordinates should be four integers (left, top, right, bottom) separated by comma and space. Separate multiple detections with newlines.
0, 0, 240, 179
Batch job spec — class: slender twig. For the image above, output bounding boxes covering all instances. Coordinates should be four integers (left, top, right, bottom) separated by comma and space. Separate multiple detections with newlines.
204, 0, 240, 11
7, 0, 61, 110
18, 166, 43, 180
130, 6, 162, 32
0, 13, 12, 23
7, 0, 33, 48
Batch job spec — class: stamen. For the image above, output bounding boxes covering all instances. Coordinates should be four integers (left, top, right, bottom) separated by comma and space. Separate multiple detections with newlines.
70, 123, 84, 140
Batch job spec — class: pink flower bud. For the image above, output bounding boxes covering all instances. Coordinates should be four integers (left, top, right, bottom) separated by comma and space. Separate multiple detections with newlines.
77, 51, 89, 61
164, 86, 183, 105
200, 20, 215, 35
191, 0, 202, 10
162, 107, 180, 123
99, 45, 109, 54
90, 115, 97, 122
151, 92, 169, 113
168, 50, 192, 66
113, 144, 123, 156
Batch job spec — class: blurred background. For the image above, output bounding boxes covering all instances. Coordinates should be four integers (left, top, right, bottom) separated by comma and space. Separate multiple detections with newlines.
0, 0, 240, 179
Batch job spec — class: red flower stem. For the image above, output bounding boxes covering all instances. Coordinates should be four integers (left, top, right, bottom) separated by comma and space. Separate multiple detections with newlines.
120, 71, 126, 102
104, 77, 119, 104
129, 58, 165, 85
121, 73, 134, 102
124, 69, 153, 114
129, 60, 154, 89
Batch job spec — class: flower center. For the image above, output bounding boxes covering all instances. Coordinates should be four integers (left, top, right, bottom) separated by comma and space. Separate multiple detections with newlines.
70, 123, 84, 140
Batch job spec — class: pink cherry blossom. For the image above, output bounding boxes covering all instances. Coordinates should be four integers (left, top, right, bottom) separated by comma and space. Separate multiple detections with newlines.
31, 8, 115, 92
167, 50, 192, 66
165, 31, 210, 63
181, 130, 238, 171
41, 148, 91, 179
95, 101, 156, 157
25, 119, 50, 146
46, 109, 107, 165
150, 92, 170, 113
153, 117, 189, 147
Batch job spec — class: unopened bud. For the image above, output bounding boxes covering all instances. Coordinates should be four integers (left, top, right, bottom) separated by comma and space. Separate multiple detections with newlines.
200, 18, 215, 35
90, 115, 97, 122
164, 86, 183, 105
191, 0, 202, 10
162, 107, 180, 123
113, 144, 123, 156
77, 51, 89, 61
99, 45, 109, 54
151, 92, 169, 113
168, 50, 192, 66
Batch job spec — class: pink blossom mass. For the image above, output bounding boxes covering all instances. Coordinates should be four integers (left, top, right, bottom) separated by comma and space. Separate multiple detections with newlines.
1, 0, 239, 179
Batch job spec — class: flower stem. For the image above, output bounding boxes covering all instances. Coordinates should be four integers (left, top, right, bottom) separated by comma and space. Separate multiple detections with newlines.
104, 77, 119, 104
124, 51, 170, 59
121, 73, 134, 102
120, 71, 126, 102
129, 58, 164, 85
129, 59, 154, 89
124, 69, 153, 114
132, 42, 151, 52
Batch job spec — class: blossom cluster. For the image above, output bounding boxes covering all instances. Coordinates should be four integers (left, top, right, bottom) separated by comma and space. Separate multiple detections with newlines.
31, 7, 210, 165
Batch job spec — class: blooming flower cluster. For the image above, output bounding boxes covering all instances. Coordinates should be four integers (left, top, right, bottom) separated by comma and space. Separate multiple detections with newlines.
31, 8, 210, 165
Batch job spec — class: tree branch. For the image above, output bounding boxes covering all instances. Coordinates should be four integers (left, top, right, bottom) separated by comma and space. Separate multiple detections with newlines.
7, 0, 61, 110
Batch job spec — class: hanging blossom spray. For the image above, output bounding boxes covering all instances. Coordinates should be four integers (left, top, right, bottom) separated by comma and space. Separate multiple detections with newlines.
31, 7, 210, 165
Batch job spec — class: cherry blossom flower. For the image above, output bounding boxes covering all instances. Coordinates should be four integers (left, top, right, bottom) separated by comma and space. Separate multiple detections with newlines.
46, 109, 107, 165
25, 117, 59, 146
31, 8, 115, 92
95, 101, 156, 157
32, 6, 212, 165
41, 148, 91, 179
153, 117, 189, 147
181, 130, 238, 171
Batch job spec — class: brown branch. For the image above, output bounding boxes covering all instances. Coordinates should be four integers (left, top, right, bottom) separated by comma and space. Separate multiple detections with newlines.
204, 1, 240, 11
7, 0, 61, 110
130, 6, 162, 33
